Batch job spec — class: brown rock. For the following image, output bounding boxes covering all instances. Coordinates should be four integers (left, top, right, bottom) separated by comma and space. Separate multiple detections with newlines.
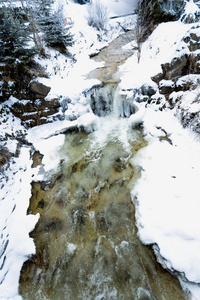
29, 81, 51, 99
159, 80, 175, 94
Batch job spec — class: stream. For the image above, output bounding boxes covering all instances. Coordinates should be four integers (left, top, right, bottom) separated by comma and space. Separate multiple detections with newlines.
19, 31, 190, 299
19, 115, 188, 300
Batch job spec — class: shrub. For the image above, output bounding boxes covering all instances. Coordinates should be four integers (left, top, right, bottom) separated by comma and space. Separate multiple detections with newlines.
87, 0, 109, 30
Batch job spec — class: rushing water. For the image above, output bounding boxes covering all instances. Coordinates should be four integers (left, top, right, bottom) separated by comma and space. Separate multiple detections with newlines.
19, 110, 189, 299
18, 26, 190, 296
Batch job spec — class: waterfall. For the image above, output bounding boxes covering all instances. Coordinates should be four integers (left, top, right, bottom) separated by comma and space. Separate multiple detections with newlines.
86, 83, 136, 118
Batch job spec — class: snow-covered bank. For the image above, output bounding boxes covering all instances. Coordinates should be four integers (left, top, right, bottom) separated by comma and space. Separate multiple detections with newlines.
131, 108, 200, 298
0, 144, 39, 299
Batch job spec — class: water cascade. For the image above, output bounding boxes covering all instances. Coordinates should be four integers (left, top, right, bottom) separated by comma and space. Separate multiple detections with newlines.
19, 83, 189, 299
86, 84, 136, 118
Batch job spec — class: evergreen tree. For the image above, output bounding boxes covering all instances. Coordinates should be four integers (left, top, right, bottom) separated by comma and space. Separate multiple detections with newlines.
23, 0, 74, 54
20, 0, 45, 54
0, 5, 36, 64
41, 8, 74, 53
37, 0, 73, 53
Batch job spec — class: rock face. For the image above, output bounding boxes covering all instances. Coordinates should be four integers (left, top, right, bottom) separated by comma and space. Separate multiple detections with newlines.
0, 63, 61, 127
151, 26, 200, 86
148, 23, 200, 133
10, 98, 60, 127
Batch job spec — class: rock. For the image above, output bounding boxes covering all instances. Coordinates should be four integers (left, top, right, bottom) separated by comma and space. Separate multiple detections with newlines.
0, 147, 13, 170
0, 63, 48, 102
161, 55, 188, 80
31, 150, 43, 168
195, 60, 200, 73
113, 157, 126, 172
187, 30, 200, 51
36, 217, 64, 232
140, 84, 157, 97
10, 98, 60, 127
29, 81, 51, 99
37, 199, 46, 209
180, 110, 200, 133
40, 177, 57, 190
135, 95, 149, 103
159, 79, 175, 94
151, 72, 164, 83
175, 75, 196, 91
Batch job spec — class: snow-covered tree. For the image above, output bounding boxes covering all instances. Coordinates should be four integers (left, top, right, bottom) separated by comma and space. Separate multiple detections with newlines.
21, 0, 74, 54
0, 5, 36, 64
87, 0, 109, 30
43, 12, 73, 52
20, 0, 44, 54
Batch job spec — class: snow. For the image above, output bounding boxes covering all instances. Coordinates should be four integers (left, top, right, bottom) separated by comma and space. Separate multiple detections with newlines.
1, 0, 200, 299
0, 146, 39, 300
132, 109, 200, 283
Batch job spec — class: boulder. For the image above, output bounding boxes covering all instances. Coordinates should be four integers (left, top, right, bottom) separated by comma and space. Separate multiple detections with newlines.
159, 79, 175, 94
161, 55, 188, 80
29, 81, 51, 99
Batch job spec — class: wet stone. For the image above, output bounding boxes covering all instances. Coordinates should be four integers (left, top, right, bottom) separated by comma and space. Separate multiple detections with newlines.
71, 206, 87, 230
36, 217, 64, 232
96, 211, 109, 231
37, 199, 46, 209
71, 135, 85, 147
74, 185, 89, 202
40, 177, 56, 190
31, 151, 43, 168
70, 162, 78, 175
113, 157, 127, 172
